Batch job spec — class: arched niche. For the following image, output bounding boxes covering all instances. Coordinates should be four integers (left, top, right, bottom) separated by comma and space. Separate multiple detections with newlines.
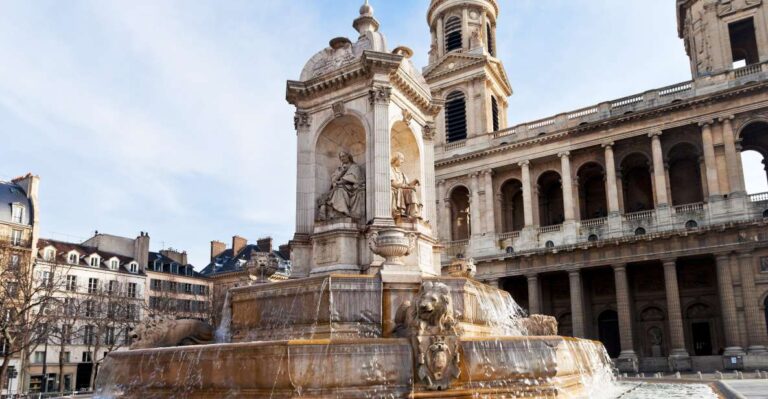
620, 153, 654, 213
314, 115, 367, 214
739, 121, 768, 193
391, 120, 423, 186
667, 142, 703, 205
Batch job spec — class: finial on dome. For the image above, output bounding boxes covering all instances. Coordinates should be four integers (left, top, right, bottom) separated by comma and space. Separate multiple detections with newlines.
354, 0, 379, 35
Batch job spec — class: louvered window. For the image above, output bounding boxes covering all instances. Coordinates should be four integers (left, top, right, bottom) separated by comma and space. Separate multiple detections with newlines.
445, 91, 467, 143
491, 96, 500, 132
445, 17, 462, 52
487, 23, 495, 56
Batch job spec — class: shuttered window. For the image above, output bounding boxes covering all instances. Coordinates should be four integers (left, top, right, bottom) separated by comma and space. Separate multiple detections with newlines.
445, 17, 462, 52
491, 96, 500, 132
487, 23, 495, 56
445, 91, 467, 143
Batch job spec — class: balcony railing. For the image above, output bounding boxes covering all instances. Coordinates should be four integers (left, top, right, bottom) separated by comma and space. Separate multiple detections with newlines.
445, 240, 469, 257
749, 192, 768, 203
0, 236, 31, 248
445, 140, 467, 151
624, 209, 656, 221
580, 217, 607, 228
734, 63, 763, 78
498, 231, 521, 240
538, 224, 563, 234
673, 202, 705, 215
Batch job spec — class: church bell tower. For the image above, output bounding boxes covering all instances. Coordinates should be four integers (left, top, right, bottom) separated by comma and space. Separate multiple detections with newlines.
425, 0, 512, 145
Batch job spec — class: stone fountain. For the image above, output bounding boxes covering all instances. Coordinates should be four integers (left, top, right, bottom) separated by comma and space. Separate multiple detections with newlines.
95, 3, 614, 397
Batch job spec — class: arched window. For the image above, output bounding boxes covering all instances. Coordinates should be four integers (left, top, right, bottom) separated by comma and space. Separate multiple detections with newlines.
444, 17, 462, 52
668, 143, 703, 205
501, 179, 524, 232
450, 186, 471, 240
538, 171, 564, 227
445, 91, 467, 143
577, 163, 607, 220
739, 122, 768, 194
491, 96, 500, 132
486, 23, 495, 56
621, 153, 654, 213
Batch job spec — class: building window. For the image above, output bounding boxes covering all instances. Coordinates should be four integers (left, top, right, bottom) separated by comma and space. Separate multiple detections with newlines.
486, 22, 495, 56
729, 17, 759, 68
127, 283, 137, 298
760, 257, 768, 273
150, 279, 162, 291
129, 262, 138, 273
444, 16, 462, 52
61, 324, 72, 344
44, 248, 55, 261
84, 301, 97, 318
41, 270, 53, 287
62, 351, 70, 363
66, 275, 77, 292
89, 256, 100, 267
10, 204, 24, 224
88, 278, 99, 294
10, 230, 22, 246
126, 304, 138, 321
82, 351, 92, 363
169, 282, 178, 293
445, 91, 467, 143
110, 259, 119, 270
491, 96, 500, 132
34, 351, 45, 364
9, 254, 20, 269
63, 298, 76, 316
83, 326, 95, 345
68, 252, 79, 265
183, 283, 192, 294
108, 280, 118, 294
105, 327, 116, 345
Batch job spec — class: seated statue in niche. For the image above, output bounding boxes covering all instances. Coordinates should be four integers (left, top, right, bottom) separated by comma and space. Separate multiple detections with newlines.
317, 151, 366, 221
391, 152, 423, 220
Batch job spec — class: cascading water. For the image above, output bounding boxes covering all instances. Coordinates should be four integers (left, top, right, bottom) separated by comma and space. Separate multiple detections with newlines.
215, 290, 232, 343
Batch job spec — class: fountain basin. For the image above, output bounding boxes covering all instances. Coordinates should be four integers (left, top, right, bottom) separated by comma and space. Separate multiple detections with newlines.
95, 336, 608, 398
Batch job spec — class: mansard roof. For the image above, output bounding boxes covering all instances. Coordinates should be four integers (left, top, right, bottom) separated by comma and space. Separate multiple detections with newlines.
37, 238, 144, 275
0, 180, 33, 226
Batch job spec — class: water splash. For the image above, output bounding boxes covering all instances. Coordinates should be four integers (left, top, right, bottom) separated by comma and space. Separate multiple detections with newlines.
215, 290, 232, 343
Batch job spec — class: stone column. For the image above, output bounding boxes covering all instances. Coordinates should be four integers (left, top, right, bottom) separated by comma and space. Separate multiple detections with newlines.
423, 123, 438, 226
436, 17, 444, 57
649, 131, 669, 207
715, 254, 744, 355
559, 152, 575, 222
603, 142, 620, 215
700, 121, 721, 199
613, 264, 638, 369
519, 161, 534, 227
470, 172, 481, 237
370, 86, 393, 224
568, 270, 585, 338
663, 259, 691, 370
482, 169, 496, 234
294, 111, 313, 235
527, 274, 541, 315
720, 116, 744, 196
461, 7, 470, 50
437, 180, 450, 240
738, 252, 768, 354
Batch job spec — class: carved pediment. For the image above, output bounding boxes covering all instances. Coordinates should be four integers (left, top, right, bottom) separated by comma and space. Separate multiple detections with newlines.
423, 54, 486, 80
717, 0, 762, 16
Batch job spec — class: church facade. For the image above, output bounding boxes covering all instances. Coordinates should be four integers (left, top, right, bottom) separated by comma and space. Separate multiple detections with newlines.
288, 0, 768, 372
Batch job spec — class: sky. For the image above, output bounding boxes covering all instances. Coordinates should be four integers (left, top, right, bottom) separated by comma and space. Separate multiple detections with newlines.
1, 0, 766, 268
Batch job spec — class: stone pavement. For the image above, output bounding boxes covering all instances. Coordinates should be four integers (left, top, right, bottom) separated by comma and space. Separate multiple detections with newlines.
719, 380, 768, 399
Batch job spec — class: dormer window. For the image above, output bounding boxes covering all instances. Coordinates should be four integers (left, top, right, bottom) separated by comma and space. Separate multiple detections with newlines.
89, 255, 100, 267
43, 247, 56, 261
109, 258, 119, 270
444, 16, 462, 53
128, 262, 139, 274
10, 204, 24, 224
67, 252, 79, 265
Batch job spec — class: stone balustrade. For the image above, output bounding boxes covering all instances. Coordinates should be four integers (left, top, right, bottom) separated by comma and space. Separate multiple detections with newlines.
749, 191, 768, 204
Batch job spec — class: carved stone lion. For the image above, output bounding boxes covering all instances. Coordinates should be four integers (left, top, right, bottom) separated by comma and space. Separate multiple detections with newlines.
130, 318, 215, 350
394, 281, 457, 337
520, 314, 558, 336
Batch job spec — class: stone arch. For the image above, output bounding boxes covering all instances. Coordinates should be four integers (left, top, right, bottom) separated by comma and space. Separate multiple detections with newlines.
577, 162, 607, 220
391, 120, 423, 195
620, 152, 654, 213
500, 178, 524, 233
537, 170, 564, 227
667, 142, 704, 205
737, 120, 768, 193
449, 185, 471, 241
314, 115, 368, 220
684, 302, 716, 356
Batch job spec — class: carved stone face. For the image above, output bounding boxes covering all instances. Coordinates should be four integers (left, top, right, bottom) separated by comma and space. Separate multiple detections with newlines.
391, 152, 405, 167
418, 293, 439, 319
339, 152, 353, 164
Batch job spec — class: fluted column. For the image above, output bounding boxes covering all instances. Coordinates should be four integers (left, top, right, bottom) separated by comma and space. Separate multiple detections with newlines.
603, 142, 620, 215
613, 265, 637, 358
527, 274, 541, 315
436, 17, 444, 57
470, 172, 481, 237
519, 161, 534, 226
461, 7, 470, 49
700, 121, 721, 199
663, 259, 689, 358
738, 252, 768, 353
649, 132, 669, 207
720, 116, 744, 195
482, 169, 496, 234
716, 254, 744, 355
559, 152, 575, 222
295, 111, 313, 234
569, 270, 585, 338
437, 180, 450, 241
370, 86, 393, 224
423, 123, 438, 226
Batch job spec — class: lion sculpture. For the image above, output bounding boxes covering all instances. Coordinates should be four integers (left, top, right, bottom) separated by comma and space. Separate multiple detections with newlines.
394, 281, 457, 337
520, 314, 558, 336
130, 318, 215, 350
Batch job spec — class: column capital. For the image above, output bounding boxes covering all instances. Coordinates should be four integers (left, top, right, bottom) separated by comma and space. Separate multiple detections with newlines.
469, 171, 481, 179
438, 179, 447, 186
558, 151, 571, 159
661, 258, 677, 267
518, 160, 530, 167
294, 111, 311, 130
737, 250, 754, 260
568, 269, 581, 277
648, 131, 663, 138
602, 141, 615, 149
526, 273, 538, 280
715, 252, 732, 262
369, 85, 392, 105
718, 115, 735, 123
481, 169, 494, 176
612, 264, 628, 272
422, 122, 437, 141
698, 119, 714, 128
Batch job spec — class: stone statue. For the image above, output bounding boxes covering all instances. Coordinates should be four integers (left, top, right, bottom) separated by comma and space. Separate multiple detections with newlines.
394, 282, 460, 391
390, 152, 422, 220
130, 318, 215, 349
318, 151, 366, 221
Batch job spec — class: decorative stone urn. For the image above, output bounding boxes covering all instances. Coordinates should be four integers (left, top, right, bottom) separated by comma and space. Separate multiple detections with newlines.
368, 229, 417, 266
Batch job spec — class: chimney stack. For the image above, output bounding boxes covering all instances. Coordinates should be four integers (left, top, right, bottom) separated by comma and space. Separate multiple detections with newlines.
134, 232, 150, 271
278, 244, 291, 260
210, 241, 227, 261
257, 237, 273, 253
232, 236, 248, 256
